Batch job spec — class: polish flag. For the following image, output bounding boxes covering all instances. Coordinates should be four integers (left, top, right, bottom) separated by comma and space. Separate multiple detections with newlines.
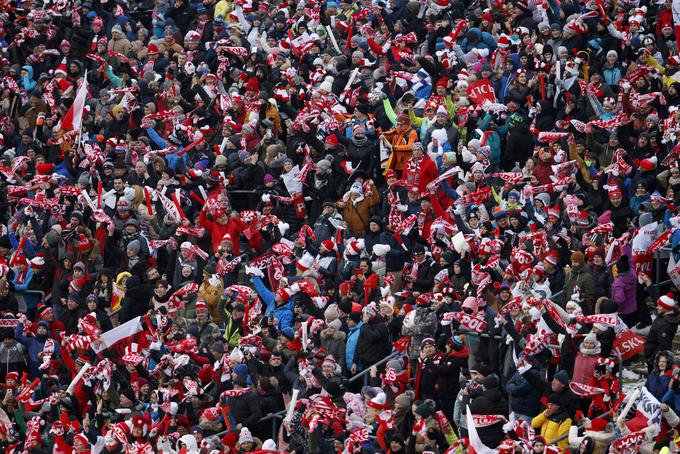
91, 316, 143, 354
59, 71, 89, 132
674, 0, 680, 45
465, 405, 498, 454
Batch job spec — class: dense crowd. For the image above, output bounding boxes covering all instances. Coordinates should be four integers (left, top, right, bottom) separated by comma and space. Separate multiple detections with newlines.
0, 0, 680, 452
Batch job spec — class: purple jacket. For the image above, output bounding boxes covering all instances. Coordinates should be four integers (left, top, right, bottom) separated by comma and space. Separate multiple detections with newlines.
611, 270, 637, 315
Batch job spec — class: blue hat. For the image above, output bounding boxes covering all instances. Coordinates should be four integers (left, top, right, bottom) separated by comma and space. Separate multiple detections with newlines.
280, 327, 295, 339
196, 4, 207, 14
554, 369, 570, 385
493, 209, 507, 220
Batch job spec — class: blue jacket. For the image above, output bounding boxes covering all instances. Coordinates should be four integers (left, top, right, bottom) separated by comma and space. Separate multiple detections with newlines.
662, 388, 680, 413
251, 276, 294, 331
21, 66, 36, 92
645, 371, 672, 401
459, 28, 497, 54
345, 321, 363, 369
11, 267, 33, 292
506, 365, 544, 417
15, 322, 60, 372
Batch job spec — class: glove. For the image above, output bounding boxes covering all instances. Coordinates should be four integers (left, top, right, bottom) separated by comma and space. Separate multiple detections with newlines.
150, 341, 162, 351
261, 194, 271, 203
517, 364, 532, 375
245, 265, 264, 277
529, 307, 542, 322
289, 282, 301, 293
454, 203, 464, 216
621, 80, 631, 91
397, 204, 408, 212
278, 222, 289, 236
208, 274, 221, 287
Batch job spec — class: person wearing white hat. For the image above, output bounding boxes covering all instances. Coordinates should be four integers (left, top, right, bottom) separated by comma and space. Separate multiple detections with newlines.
643, 293, 680, 372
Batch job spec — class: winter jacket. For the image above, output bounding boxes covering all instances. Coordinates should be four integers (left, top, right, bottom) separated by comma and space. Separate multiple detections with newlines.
345, 322, 363, 370
506, 365, 545, 417
611, 269, 637, 315
117, 276, 153, 323
459, 28, 497, 53
589, 264, 612, 300
646, 370, 672, 401
353, 317, 391, 369
468, 386, 509, 448
227, 389, 262, 428
340, 185, 380, 237
320, 329, 347, 370
572, 352, 599, 385
643, 312, 679, 364
251, 276, 294, 331
15, 323, 60, 377
562, 265, 595, 314
401, 307, 438, 362
531, 410, 572, 449
199, 209, 247, 255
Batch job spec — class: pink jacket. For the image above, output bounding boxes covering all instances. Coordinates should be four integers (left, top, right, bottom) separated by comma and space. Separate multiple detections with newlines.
572, 352, 599, 384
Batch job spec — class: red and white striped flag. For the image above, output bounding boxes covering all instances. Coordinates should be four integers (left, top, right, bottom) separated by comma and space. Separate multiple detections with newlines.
59, 70, 89, 132
675, 0, 680, 51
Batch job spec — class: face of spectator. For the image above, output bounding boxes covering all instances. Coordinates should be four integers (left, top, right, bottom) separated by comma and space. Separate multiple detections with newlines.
551, 378, 565, 392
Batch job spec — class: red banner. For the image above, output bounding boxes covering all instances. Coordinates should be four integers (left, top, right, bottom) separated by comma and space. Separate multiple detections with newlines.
575, 313, 618, 327
472, 414, 507, 427
444, 312, 487, 333
611, 329, 645, 361
466, 78, 496, 105
569, 382, 605, 397
612, 430, 645, 453
632, 251, 654, 278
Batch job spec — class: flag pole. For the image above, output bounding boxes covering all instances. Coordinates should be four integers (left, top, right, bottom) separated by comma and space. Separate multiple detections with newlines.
74, 70, 88, 153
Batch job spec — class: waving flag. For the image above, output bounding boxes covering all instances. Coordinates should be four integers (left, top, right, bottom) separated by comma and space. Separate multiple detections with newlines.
59, 70, 89, 132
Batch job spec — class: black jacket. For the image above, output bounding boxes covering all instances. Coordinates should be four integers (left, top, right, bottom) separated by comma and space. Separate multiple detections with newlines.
644, 312, 680, 362
353, 317, 391, 369
118, 277, 153, 323
468, 386, 509, 448
227, 389, 262, 428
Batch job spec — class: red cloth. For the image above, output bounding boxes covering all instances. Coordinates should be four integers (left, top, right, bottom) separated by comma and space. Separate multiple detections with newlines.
199, 208, 246, 255
402, 156, 439, 192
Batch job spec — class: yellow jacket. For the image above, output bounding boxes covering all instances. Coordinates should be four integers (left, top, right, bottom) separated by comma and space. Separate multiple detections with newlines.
531, 411, 572, 451
646, 55, 679, 89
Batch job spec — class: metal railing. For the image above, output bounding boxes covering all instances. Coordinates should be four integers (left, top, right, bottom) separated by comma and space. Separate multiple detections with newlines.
348, 350, 401, 386
210, 349, 404, 441
15, 290, 44, 314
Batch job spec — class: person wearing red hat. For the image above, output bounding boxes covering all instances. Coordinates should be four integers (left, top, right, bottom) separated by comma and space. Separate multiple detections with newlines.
644, 292, 680, 372
606, 187, 632, 237
199, 200, 247, 255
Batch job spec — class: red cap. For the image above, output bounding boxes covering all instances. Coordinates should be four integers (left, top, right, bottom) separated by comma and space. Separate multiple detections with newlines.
36, 163, 55, 175
325, 134, 338, 145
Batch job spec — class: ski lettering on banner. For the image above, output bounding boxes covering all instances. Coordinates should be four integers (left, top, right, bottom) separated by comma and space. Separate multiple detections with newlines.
611, 329, 645, 361
613, 431, 646, 453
